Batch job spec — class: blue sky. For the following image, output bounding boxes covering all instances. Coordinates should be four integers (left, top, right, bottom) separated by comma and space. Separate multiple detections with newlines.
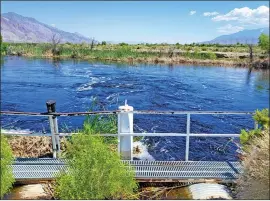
1, 1, 269, 43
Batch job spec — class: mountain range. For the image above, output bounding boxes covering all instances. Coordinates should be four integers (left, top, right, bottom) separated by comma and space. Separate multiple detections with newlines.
1, 12, 269, 44
1, 12, 92, 43
202, 28, 269, 44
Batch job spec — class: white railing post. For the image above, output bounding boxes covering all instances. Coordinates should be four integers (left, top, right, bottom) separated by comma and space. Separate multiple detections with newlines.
185, 113, 191, 161
254, 121, 259, 129
53, 116, 60, 154
46, 100, 58, 158
118, 101, 133, 160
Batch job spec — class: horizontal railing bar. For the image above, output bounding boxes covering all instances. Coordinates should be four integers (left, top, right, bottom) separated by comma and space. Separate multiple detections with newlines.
133, 111, 254, 115
0, 110, 120, 116
1, 132, 52, 137
1, 132, 240, 137
1, 110, 254, 116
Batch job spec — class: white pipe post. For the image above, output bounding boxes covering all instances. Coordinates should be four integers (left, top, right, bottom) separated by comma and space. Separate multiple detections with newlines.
118, 101, 133, 160
254, 121, 259, 129
46, 100, 57, 158
185, 113, 191, 161
53, 117, 60, 154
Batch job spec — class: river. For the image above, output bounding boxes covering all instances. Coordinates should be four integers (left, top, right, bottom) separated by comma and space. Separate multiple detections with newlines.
1, 56, 269, 161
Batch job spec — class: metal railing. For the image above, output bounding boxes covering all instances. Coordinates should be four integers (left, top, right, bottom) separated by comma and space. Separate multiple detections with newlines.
1, 100, 256, 161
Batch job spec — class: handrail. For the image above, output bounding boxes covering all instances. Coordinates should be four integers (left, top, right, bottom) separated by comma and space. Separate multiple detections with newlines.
0, 110, 254, 116
1, 107, 255, 161
0, 131, 240, 137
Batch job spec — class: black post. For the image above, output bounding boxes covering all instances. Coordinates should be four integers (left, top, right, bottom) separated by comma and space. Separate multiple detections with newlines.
46, 100, 56, 113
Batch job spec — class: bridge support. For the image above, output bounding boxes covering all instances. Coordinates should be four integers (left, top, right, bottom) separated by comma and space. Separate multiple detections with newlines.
118, 101, 133, 160
46, 100, 60, 158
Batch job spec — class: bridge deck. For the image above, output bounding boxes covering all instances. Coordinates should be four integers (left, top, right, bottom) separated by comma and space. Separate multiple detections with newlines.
13, 158, 242, 183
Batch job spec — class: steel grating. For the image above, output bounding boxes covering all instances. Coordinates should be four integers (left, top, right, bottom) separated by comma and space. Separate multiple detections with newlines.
13, 158, 242, 181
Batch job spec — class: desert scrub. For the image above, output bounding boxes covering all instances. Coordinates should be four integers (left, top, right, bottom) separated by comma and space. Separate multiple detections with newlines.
236, 129, 269, 199
240, 109, 269, 145
55, 133, 138, 199
0, 134, 15, 198
236, 109, 269, 199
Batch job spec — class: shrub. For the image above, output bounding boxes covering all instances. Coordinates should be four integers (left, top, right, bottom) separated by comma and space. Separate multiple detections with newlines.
205, 52, 217, 59
0, 134, 15, 198
55, 133, 138, 199
236, 129, 269, 199
240, 129, 262, 145
240, 109, 269, 146
258, 33, 270, 53
83, 113, 117, 145
253, 108, 269, 129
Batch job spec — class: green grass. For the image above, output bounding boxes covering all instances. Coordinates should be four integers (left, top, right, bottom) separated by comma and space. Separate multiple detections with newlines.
2, 42, 266, 61
0, 134, 15, 198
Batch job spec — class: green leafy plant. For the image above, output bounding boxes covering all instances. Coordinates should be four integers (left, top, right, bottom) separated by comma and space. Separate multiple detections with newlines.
0, 134, 15, 198
258, 33, 270, 53
240, 129, 262, 145
55, 133, 138, 200
253, 108, 269, 129
240, 109, 269, 145
83, 114, 117, 145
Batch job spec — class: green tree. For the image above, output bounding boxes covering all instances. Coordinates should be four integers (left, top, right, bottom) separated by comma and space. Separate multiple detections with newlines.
55, 133, 138, 199
0, 134, 15, 198
258, 33, 269, 52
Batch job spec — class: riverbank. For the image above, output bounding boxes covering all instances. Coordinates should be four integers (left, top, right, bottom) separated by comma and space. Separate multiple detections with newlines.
4, 53, 270, 69
2, 42, 269, 69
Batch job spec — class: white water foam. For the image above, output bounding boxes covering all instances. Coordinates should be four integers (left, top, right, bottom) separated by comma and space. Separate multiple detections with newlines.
76, 77, 100, 91
1, 128, 35, 135
133, 141, 155, 161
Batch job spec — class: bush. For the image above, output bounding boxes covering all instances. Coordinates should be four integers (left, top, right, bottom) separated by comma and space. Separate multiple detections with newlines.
0, 134, 15, 198
205, 52, 217, 59
83, 113, 117, 145
253, 108, 269, 129
55, 133, 138, 199
258, 33, 269, 53
240, 109, 269, 146
236, 129, 269, 199
240, 129, 262, 145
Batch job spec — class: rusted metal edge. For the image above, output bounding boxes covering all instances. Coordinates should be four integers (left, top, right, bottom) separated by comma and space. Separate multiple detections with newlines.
1, 110, 254, 116
14, 177, 236, 184
136, 178, 236, 183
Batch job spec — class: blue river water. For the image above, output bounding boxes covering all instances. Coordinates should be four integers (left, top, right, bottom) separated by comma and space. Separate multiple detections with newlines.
1, 56, 269, 161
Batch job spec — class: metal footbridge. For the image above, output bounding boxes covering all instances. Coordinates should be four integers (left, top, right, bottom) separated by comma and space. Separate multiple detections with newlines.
12, 158, 242, 183
2, 100, 255, 183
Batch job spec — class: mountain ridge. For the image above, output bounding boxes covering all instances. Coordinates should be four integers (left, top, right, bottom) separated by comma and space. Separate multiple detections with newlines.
202, 28, 269, 44
1, 12, 93, 43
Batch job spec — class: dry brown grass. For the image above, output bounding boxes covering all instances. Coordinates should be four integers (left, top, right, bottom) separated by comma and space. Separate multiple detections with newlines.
7, 136, 68, 158
236, 129, 270, 200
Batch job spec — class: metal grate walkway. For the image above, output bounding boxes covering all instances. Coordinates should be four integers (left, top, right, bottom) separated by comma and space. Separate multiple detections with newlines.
12, 158, 242, 183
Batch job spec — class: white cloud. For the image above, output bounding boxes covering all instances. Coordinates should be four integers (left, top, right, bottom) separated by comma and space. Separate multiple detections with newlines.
203, 12, 219, 16
217, 24, 244, 34
212, 5, 269, 26
51, 24, 56, 27
189, 11, 196, 15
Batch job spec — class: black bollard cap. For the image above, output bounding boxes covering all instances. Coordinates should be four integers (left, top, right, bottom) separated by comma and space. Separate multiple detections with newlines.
46, 100, 56, 113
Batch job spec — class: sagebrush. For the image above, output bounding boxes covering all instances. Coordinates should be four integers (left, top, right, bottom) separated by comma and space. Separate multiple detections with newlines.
0, 134, 15, 198
55, 133, 138, 199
